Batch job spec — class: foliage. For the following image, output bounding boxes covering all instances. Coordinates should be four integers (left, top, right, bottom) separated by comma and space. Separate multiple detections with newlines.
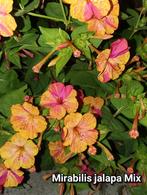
0, 0, 147, 194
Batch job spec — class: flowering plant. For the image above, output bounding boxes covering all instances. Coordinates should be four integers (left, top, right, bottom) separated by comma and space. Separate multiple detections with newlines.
0, 0, 147, 194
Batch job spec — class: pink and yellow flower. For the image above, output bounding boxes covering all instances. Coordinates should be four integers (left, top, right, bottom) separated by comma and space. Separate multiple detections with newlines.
10, 102, 47, 139
48, 141, 73, 164
83, 96, 104, 117
0, 164, 23, 187
96, 38, 130, 83
63, 112, 98, 153
63, 0, 119, 39
40, 82, 78, 120
0, 134, 38, 170
0, 0, 17, 37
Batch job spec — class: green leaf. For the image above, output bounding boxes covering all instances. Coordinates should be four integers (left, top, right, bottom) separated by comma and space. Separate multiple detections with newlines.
15, 0, 40, 16
7, 48, 21, 68
71, 25, 89, 40
89, 38, 102, 48
19, 0, 29, 7
0, 85, 27, 117
45, 2, 66, 22
56, 47, 72, 76
5, 32, 39, 52
120, 12, 129, 20
100, 106, 128, 140
24, 54, 52, 96
65, 65, 115, 97
120, 79, 144, 97
0, 115, 13, 132
98, 124, 110, 141
73, 36, 91, 59
126, 8, 139, 18
111, 98, 136, 119
0, 129, 13, 147
0, 70, 23, 96
20, 16, 32, 32
37, 141, 55, 170
111, 97, 147, 127
39, 27, 70, 49
43, 129, 61, 142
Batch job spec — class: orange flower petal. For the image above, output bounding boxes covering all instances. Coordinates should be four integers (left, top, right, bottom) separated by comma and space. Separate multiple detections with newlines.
4, 169, 24, 187
78, 113, 96, 130
0, 0, 17, 37
50, 105, 66, 120
49, 141, 73, 164
40, 82, 78, 120
10, 102, 47, 139
0, 0, 13, 13
63, 112, 98, 153
0, 134, 38, 170
64, 112, 82, 128
63, 89, 78, 113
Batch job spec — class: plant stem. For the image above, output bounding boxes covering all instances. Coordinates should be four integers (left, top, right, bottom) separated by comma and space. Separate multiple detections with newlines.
129, 8, 145, 39
32, 49, 56, 73
97, 141, 114, 161
28, 12, 64, 23
89, 44, 100, 55
59, 0, 68, 27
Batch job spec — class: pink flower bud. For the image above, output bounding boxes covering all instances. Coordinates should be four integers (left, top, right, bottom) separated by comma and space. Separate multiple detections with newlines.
129, 129, 139, 139
127, 167, 134, 174
88, 145, 97, 155
73, 49, 81, 58
24, 96, 33, 103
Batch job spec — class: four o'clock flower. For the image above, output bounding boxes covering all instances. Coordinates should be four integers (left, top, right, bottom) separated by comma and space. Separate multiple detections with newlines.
129, 110, 139, 139
63, 112, 98, 153
0, 0, 17, 37
48, 141, 73, 164
10, 102, 47, 139
96, 38, 130, 83
40, 82, 78, 120
63, 0, 119, 39
0, 134, 38, 170
83, 96, 104, 117
0, 164, 24, 188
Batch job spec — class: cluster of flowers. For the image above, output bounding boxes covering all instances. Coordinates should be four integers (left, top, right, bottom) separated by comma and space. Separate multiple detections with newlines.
0, 0, 130, 85
0, 82, 104, 188
63, 0, 119, 39
0, 0, 136, 190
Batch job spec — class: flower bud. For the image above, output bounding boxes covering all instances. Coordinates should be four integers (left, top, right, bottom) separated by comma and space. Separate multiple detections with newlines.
88, 145, 97, 155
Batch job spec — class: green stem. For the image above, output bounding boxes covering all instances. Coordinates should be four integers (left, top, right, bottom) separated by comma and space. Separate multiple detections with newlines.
28, 12, 64, 23
129, 8, 145, 39
59, 0, 68, 27
97, 141, 114, 161
113, 106, 126, 117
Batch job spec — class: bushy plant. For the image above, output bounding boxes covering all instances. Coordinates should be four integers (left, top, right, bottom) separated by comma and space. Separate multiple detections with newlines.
0, 0, 147, 194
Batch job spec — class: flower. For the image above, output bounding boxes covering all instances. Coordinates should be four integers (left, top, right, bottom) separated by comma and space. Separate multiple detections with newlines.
10, 102, 47, 139
129, 109, 139, 139
0, 164, 24, 187
63, 112, 98, 153
88, 145, 97, 155
129, 129, 139, 139
83, 96, 104, 117
64, 0, 119, 39
96, 38, 130, 82
40, 82, 78, 120
0, 0, 17, 37
0, 133, 38, 170
48, 141, 73, 164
